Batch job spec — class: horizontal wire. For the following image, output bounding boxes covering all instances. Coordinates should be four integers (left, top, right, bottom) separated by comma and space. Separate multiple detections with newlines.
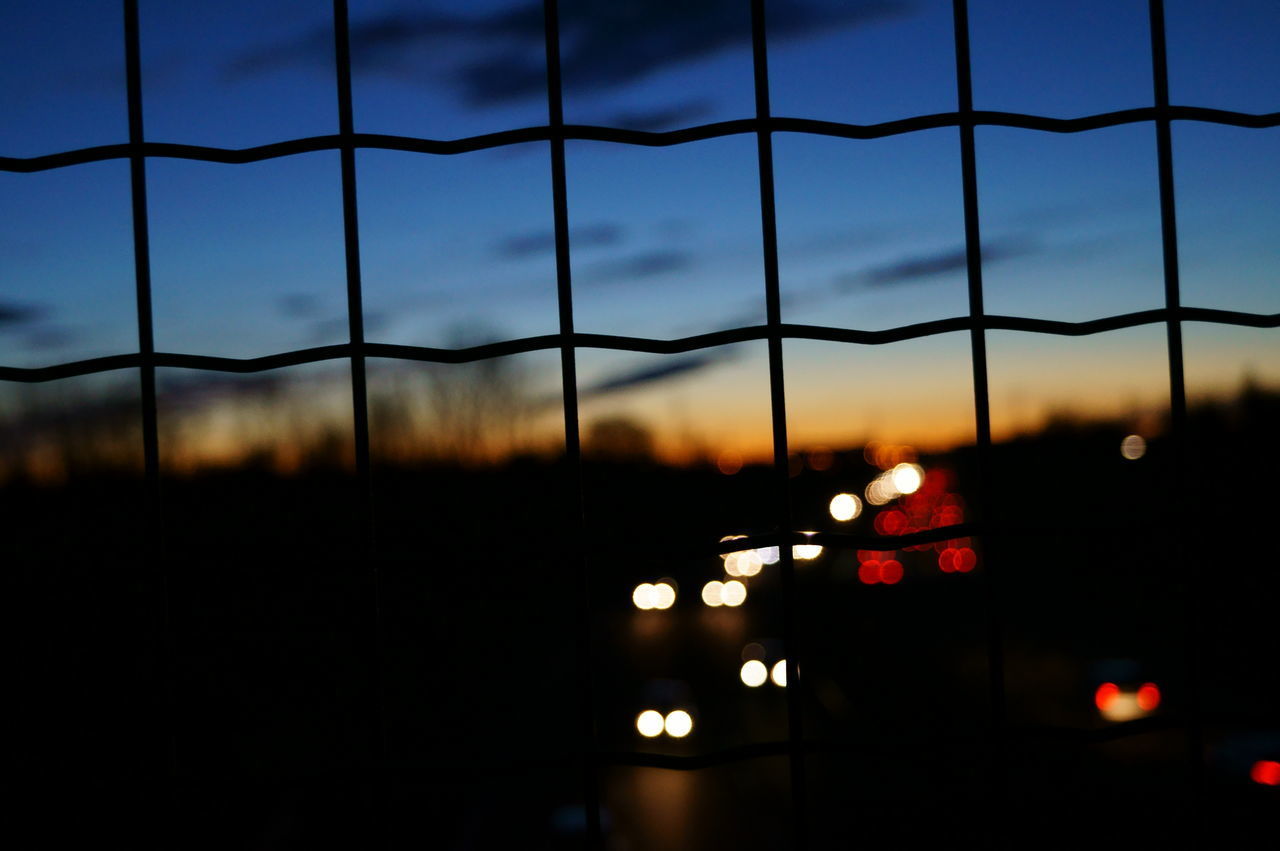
2, 107, 1277, 172
3, 308, 1275, 383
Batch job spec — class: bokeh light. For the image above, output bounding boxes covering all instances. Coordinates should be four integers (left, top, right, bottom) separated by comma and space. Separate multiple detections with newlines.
740, 659, 768, 687
865, 473, 896, 506
1120, 434, 1147, 460
793, 532, 823, 561
636, 710, 664, 737
771, 660, 787, 687
632, 583, 656, 610
634, 581, 676, 610
1251, 760, 1280, 786
1095, 682, 1152, 722
725, 549, 763, 577
1094, 682, 1120, 711
829, 492, 862, 522
1135, 682, 1161, 711
717, 450, 743, 474
664, 709, 693, 738
702, 580, 724, 607
757, 546, 780, 565
721, 579, 747, 607
891, 463, 924, 495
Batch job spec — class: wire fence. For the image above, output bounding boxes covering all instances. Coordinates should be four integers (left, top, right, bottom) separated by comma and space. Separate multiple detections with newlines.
3, 0, 1278, 847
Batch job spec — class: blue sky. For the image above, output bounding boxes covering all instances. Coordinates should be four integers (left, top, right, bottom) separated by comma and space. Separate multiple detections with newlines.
1, 0, 1276, 454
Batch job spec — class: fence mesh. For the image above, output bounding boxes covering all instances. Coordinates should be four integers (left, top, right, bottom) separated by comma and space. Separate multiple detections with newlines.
3, 0, 1277, 847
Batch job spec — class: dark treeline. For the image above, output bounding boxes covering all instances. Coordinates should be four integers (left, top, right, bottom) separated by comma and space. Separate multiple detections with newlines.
6, 380, 1277, 847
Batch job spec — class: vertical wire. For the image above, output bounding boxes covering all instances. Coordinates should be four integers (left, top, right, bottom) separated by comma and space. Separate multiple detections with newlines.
123, 0, 175, 777
1147, 0, 1202, 803
332, 0, 385, 795
951, 0, 1006, 804
542, 1, 602, 845
749, 1, 806, 845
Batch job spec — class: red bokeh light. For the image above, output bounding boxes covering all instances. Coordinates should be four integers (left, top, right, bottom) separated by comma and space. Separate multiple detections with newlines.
1251, 760, 1280, 786
1136, 683, 1161, 711
954, 547, 977, 572
880, 560, 903, 584
875, 510, 907, 536
1095, 682, 1120, 711
858, 561, 881, 585
938, 549, 956, 573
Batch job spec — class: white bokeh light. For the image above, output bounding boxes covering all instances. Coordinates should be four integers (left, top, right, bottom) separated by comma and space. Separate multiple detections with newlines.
1120, 434, 1146, 460
740, 659, 768, 687
829, 492, 862, 522
664, 709, 693, 738
890, 463, 924, 495
636, 710, 664, 737
720, 579, 747, 607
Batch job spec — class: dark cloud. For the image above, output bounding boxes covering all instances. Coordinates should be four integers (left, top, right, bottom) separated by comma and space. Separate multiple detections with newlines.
837, 237, 1037, 290
306, 312, 388, 344
0, 301, 44, 328
23, 326, 78, 350
582, 350, 731, 396
598, 99, 716, 131
230, 1, 912, 105
277, 293, 323, 319
580, 250, 693, 285
497, 223, 623, 259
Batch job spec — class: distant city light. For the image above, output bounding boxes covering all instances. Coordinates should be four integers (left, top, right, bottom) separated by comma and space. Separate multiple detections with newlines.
865, 474, 896, 506
632, 584, 656, 610
793, 532, 823, 561
664, 710, 693, 738
717, 450, 743, 475
636, 710, 665, 738
757, 546, 780, 565
1095, 681, 1158, 722
740, 659, 768, 687
725, 549, 763, 577
1251, 760, 1280, 786
702, 581, 725, 607
1120, 434, 1147, 460
633, 582, 676, 610
721, 579, 747, 607
829, 492, 862, 522
891, 463, 924, 495
771, 660, 787, 687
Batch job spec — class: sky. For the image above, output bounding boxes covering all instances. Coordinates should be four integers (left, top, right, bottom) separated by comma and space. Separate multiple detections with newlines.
1, 0, 1277, 460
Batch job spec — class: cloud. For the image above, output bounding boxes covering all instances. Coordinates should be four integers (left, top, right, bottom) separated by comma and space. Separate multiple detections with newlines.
0, 301, 44, 329
497, 223, 623, 259
598, 99, 716, 131
229, 1, 912, 106
582, 350, 732, 396
579, 250, 693, 286
305, 312, 388, 343
23, 326, 78, 350
277, 293, 323, 319
837, 237, 1037, 290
